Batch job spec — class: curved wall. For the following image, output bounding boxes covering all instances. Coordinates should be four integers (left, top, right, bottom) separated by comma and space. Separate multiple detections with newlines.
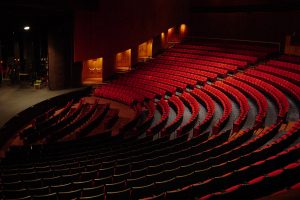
74, 0, 189, 80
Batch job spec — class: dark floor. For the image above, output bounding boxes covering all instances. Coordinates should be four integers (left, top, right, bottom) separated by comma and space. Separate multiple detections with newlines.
0, 80, 85, 128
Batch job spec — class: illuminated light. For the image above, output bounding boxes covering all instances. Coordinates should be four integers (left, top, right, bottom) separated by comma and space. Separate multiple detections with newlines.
82, 57, 103, 84
115, 49, 131, 71
24, 26, 30, 31
168, 27, 174, 34
180, 24, 187, 33
138, 39, 153, 59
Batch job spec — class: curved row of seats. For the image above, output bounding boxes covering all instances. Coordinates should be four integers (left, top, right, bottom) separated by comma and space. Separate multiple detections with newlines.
256, 64, 300, 85
245, 68, 300, 107
223, 77, 268, 129
191, 89, 215, 135
35, 100, 74, 131
134, 69, 189, 91
143, 120, 300, 199
20, 100, 74, 143
141, 64, 207, 85
161, 52, 241, 71
2, 118, 298, 199
22, 99, 82, 143
113, 78, 166, 99
123, 73, 177, 94
76, 104, 110, 138
33, 107, 57, 129
20, 100, 112, 145
138, 67, 198, 88
94, 84, 156, 105
128, 101, 156, 138
177, 92, 200, 136
147, 100, 170, 136
1, 40, 300, 200
235, 74, 289, 121
267, 59, 300, 73
162, 96, 185, 136
151, 58, 228, 78
202, 85, 232, 134
214, 81, 250, 132
168, 44, 258, 64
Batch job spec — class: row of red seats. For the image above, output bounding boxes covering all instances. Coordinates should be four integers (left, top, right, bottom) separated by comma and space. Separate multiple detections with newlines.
147, 100, 170, 136
202, 85, 232, 134
142, 64, 208, 84
161, 51, 241, 71
35, 99, 77, 142
267, 60, 300, 73
176, 43, 267, 58
140, 119, 289, 199
133, 101, 156, 137
256, 64, 300, 85
169, 46, 258, 63
109, 84, 157, 101
20, 99, 76, 144
144, 63, 215, 83
94, 86, 141, 105
177, 92, 200, 136
33, 107, 57, 128
214, 82, 250, 133
134, 70, 189, 90
191, 89, 215, 135
245, 68, 300, 105
162, 96, 185, 136
76, 104, 110, 138
235, 74, 289, 121
53, 102, 100, 141
198, 120, 300, 199
112, 79, 166, 99
200, 157, 300, 199
123, 73, 177, 94
142, 68, 197, 87
224, 77, 268, 128
152, 58, 228, 78
46, 102, 101, 143
35, 99, 75, 131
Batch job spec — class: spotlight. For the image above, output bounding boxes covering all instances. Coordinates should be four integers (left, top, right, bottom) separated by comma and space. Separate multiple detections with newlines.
24, 26, 30, 31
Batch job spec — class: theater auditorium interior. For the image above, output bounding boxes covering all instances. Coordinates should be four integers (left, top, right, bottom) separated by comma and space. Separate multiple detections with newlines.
0, 0, 300, 199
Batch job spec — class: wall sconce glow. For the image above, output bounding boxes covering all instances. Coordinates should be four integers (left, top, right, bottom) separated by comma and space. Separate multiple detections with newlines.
24, 26, 30, 31
168, 27, 174, 34
180, 24, 187, 33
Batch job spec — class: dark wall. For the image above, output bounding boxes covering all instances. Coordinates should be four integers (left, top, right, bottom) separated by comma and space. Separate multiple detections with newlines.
191, 0, 300, 7
190, 0, 300, 45
74, 0, 189, 62
190, 11, 300, 43
48, 17, 74, 90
